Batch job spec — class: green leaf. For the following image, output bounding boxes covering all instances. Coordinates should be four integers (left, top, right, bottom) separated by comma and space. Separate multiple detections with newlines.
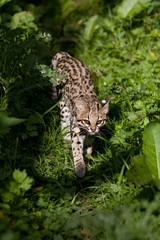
20, 177, 33, 191
13, 169, 33, 191
84, 15, 98, 41
117, 0, 151, 19
0, 0, 11, 8
143, 122, 160, 179
9, 181, 21, 195
13, 169, 27, 183
0, 115, 25, 135
127, 154, 152, 185
1, 192, 14, 203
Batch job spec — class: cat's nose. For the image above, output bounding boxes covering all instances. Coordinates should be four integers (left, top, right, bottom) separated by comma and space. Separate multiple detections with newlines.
90, 127, 96, 133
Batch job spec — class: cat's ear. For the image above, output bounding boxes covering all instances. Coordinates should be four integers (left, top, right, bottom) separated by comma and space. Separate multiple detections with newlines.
101, 97, 109, 114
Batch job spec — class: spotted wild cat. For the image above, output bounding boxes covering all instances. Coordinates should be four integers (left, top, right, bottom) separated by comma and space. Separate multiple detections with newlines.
50, 52, 109, 177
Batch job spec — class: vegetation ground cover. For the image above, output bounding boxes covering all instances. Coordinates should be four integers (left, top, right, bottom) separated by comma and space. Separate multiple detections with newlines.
1, 0, 160, 239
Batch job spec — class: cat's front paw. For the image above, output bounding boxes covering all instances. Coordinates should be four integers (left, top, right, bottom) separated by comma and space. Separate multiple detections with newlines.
75, 162, 86, 178
86, 146, 93, 155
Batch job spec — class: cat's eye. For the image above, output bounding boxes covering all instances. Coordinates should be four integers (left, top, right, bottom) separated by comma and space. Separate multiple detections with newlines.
83, 120, 90, 125
97, 120, 103, 125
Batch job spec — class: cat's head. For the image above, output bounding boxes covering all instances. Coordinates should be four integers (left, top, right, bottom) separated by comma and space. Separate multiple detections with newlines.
75, 97, 109, 135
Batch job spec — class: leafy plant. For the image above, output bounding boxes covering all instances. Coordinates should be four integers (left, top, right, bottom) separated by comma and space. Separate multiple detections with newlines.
84, 15, 98, 41
116, 0, 151, 19
128, 122, 160, 184
0, 169, 33, 204
143, 122, 160, 179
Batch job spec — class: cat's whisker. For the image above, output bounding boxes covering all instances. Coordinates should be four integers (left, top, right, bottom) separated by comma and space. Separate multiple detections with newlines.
99, 130, 107, 139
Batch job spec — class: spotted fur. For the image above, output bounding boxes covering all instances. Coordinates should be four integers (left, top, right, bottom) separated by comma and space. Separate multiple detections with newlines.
50, 52, 109, 177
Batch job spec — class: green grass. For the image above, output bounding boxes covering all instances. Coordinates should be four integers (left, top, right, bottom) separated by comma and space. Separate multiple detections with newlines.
1, 0, 160, 239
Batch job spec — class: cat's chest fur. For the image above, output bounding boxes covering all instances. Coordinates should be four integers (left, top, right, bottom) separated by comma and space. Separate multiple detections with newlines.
51, 52, 109, 177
